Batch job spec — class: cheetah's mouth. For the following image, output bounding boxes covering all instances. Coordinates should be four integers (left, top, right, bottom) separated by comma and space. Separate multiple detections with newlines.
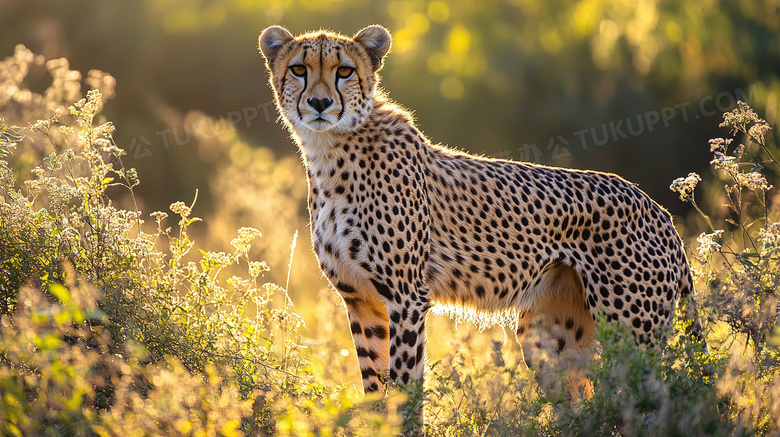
303, 115, 335, 132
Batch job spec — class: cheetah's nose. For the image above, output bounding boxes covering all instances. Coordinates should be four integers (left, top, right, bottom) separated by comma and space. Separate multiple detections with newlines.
307, 97, 333, 114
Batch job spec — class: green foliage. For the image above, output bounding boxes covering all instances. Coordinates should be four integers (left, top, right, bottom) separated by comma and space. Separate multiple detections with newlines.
551, 319, 725, 437
0, 279, 250, 436
688, 102, 779, 360
423, 334, 543, 435
0, 55, 320, 435
418, 321, 726, 436
0, 86, 308, 394
670, 100, 780, 436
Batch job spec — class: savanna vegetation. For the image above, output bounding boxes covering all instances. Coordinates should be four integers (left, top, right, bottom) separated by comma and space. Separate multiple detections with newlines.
1, 0, 779, 435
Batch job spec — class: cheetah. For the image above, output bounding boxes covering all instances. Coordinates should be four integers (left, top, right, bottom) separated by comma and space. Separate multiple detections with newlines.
258, 24, 700, 405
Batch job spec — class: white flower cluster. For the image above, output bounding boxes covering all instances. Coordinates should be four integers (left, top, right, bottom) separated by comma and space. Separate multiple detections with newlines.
735, 171, 772, 191
758, 222, 780, 248
696, 230, 724, 258
230, 226, 262, 256
248, 261, 270, 278
169, 201, 191, 218
670, 172, 701, 201
710, 152, 739, 174
708, 137, 733, 153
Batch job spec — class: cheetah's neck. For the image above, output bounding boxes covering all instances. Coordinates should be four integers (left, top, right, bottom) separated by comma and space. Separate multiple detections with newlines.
294, 128, 341, 166
294, 101, 413, 168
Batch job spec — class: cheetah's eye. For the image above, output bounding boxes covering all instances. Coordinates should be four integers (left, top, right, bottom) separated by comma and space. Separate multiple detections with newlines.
290, 65, 307, 77
337, 66, 354, 79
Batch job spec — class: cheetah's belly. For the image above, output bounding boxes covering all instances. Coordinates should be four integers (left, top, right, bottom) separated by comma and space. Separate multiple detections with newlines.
424, 241, 536, 313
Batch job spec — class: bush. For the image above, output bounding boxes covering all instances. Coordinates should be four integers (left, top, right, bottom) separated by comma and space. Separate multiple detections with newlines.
670, 101, 780, 435
0, 46, 316, 435
0, 277, 251, 436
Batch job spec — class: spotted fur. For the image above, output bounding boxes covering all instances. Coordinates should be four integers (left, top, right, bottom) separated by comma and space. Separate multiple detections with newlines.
258, 25, 699, 402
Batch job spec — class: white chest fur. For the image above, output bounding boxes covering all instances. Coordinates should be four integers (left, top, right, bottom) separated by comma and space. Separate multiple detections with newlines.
305, 143, 373, 289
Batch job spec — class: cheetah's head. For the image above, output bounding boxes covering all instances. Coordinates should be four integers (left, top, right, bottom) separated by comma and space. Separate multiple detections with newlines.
259, 26, 391, 136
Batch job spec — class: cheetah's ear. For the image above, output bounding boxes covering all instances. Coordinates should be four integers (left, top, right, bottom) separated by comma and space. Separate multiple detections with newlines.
353, 25, 392, 71
259, 26, 294, 63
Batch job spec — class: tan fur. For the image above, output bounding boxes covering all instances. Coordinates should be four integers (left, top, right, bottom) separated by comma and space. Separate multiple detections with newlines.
516, 263, 594, 352
515, 263, 595, 397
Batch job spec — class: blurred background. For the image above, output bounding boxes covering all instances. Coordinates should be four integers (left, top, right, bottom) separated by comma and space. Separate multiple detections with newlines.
2, 0, 779, 371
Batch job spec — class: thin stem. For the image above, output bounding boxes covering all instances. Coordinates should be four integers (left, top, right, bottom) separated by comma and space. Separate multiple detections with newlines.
732, 184, 759, 255
690, 198, 716, 233
280, 230, 298, 376
758, 143, 779, 167
112, 136, 142, 234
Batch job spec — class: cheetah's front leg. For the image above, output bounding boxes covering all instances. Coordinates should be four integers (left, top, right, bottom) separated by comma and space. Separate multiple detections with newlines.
340, 288, 390, 395
386, 298, 429, 387
384, 288, 430, 433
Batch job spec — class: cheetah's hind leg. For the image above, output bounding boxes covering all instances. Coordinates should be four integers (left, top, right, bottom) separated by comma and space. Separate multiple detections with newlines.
515, 261, 595, 400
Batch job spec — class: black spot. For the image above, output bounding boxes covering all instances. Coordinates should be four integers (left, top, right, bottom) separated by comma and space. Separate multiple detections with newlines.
370, 279, 394, 301
356, 346, 378, 360
371, 325, 388, 339
361, 367, 378, 379
402, 330, 418, 346
337, 282, 357, 294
